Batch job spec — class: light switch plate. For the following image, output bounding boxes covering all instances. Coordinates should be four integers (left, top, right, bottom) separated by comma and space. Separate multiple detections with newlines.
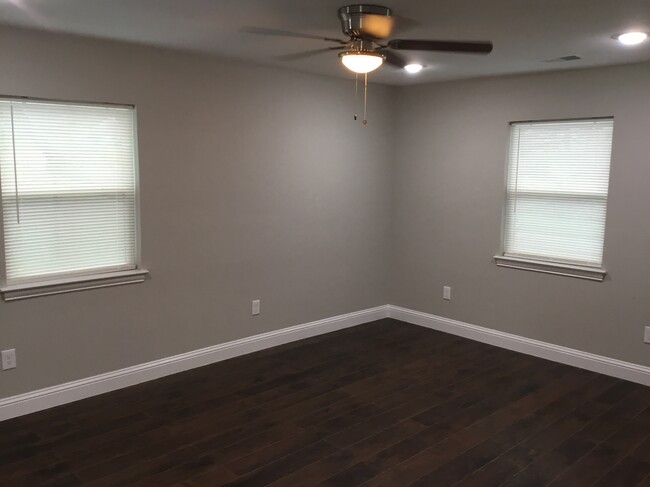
443, 286, 451, 301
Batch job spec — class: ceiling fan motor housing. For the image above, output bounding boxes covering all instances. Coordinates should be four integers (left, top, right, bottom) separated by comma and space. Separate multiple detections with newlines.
338, 4, 393, 40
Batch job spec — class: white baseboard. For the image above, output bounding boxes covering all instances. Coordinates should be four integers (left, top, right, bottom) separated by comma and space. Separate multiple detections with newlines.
0, 305, 390, 422
388, 305, 650, 387
3, 303, 647, 422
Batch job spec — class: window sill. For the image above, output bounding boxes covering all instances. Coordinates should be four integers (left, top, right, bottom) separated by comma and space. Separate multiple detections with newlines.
493, 255, 606, 282
1, 269, 150, 301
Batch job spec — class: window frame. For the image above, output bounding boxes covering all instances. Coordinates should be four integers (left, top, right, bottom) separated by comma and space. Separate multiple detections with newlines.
494, 117, 613, 281
0, 96, 147, 301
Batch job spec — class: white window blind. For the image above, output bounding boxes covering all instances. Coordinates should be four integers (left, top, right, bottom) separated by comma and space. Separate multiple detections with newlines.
503, 118, 613, 268
0, 98, 138, 285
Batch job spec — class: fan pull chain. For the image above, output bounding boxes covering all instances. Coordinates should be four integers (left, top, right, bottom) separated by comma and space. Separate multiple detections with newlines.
354, 73, 358, 121
363, 72, 368, 125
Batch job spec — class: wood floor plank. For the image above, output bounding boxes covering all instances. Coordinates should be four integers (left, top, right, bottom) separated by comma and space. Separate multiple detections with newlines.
454, 456, 520, 487
342, 420, 427, 461
593, 456, 650, 487
453, 373, 619, 486
547, 406, 650, 487
636, 474, 650, 487
1, 318, 648, 486
360, 362, 572, 485
223, 441, 338, 486
267, 450, 359, 487
408, 368, 597, 486
319, 461, 379, 486
499, 384, 649, 487
224, 428, 325, 477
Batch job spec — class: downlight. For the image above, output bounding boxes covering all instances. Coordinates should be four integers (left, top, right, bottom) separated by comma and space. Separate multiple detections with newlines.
404, 63, 423, 73
615, 32, 648, 46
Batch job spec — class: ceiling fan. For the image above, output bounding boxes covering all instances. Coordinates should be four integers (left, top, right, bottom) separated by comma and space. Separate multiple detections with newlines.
243, 4, 493, 74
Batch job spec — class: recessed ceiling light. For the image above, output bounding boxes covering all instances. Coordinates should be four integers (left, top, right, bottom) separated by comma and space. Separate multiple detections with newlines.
616, 32, 648, 46
404, 64, 423, 74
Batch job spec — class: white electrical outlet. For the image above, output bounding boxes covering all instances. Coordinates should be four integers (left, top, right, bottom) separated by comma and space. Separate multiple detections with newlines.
443, 286, 451, 301
644, 326, 650, 344
1, 349, 16, 370
252, 300, 260, 316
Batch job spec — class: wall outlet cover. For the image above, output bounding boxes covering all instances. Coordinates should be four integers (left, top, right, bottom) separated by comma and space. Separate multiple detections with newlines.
1, 349, 16, 370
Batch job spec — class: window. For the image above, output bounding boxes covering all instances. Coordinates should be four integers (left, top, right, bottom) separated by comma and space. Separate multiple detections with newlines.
0, 98, 146, 300
496, 118, 613, 280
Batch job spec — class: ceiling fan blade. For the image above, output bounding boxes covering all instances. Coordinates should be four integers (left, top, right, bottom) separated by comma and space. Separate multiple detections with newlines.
361, 14, 395, 39
275, 46, 344, 62
392, 15, 421, 35
240, 27, 347, 45
381, 49, 407, 68
388, 39, 493, 54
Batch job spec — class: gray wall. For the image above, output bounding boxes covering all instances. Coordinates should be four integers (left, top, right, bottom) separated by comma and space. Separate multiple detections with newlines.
392, 62, 650, 367
1, 25, 648, 401
0, 27, 394, 398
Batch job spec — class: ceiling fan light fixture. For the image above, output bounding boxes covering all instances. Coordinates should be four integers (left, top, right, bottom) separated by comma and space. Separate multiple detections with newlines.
404, 63, 423, 73
339, 51, 384, 73
615, 32, 648, 45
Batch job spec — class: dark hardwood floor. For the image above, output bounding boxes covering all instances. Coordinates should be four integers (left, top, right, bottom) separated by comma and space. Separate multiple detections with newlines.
1, 318, 649, 486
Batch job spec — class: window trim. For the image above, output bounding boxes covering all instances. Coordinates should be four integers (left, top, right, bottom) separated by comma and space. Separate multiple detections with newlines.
0, 268, 150, 301
495, 117, 613, 281
493, 255, 606, 281
0, 95, 146, 300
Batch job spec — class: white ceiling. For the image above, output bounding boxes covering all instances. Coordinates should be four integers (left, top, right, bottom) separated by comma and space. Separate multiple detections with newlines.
0, 0, 649, 85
